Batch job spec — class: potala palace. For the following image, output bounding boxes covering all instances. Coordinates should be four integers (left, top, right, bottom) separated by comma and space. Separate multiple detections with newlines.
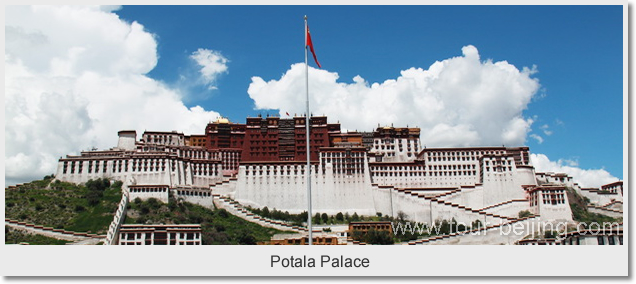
53, 115, 624, 245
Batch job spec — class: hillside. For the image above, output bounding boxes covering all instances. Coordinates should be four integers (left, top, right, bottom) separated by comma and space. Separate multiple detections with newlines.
125, 196, 289, 245
5, 177, 122, 234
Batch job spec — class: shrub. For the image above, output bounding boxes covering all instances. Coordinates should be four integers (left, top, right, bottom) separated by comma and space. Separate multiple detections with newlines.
352, 229, 394, 245
112, 180, 123, 190
518, 210, 532, 218
544, 230, 556, 239
237, 230, 257, 245
217, 209, 229, 218
146, 198, 160, 209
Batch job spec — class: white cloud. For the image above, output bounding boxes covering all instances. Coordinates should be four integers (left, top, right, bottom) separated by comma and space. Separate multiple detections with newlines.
540, 124, 553, 136
248, 45, 540, 147
530, 153, 619, 188
530, 134, 544, 144
190, 48, 229, 89
5, 6, 221, 185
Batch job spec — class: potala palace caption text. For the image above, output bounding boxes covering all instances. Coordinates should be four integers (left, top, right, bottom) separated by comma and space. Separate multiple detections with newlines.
271, 255, 370, 268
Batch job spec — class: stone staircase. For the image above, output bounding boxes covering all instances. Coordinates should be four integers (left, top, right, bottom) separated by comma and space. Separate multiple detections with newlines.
5, 218, 105, 244
599, 200, 623, 210
212, 194, 320, 234
476, 199, 529, 216
587, 204, 623, 215
402, 215, 541, 245
394, 187, 515, 223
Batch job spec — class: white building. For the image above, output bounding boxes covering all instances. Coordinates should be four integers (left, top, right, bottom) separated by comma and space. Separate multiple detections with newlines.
55, 124, 623, 245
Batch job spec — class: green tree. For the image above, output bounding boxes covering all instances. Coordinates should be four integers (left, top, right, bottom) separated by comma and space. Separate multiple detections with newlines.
336, 212, 344, 222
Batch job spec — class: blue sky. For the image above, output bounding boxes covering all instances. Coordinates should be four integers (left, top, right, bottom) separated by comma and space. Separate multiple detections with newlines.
5, 5, 623, 186
117, 5, 623, 178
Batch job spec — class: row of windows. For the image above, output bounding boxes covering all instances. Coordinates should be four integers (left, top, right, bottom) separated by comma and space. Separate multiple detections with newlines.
63, 159, 218, 175
129, 187, 167, 193
530, 191, 566, 206
321, 152, 365, 158
428, 150, 504, 157
176, 190, 211, 197
484, 166, 513, 172
120, 232, 200, 242
485, 160, 512, 166
428, 164, 476, 171
429, 156, 477, 162
371, 171, 477, 177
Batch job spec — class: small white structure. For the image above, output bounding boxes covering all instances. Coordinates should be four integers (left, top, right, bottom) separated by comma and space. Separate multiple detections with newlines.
118, 224, 202, 245
559, 224, 623, 245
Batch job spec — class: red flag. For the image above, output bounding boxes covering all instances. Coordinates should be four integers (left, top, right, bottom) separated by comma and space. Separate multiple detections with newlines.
306, 25, 321, 68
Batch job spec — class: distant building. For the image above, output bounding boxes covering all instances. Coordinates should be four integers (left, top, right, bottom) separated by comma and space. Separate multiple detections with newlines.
261, 233, 343, 245
118, 224, 202, 245
348, 221, 394, 235
559, 224, 623, 245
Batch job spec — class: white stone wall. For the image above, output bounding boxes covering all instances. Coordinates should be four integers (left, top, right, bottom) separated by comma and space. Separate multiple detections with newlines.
388, 188, 433, 224
480, 156, 529, 206
437, 185, 485, 210
174, 189, 214, 208
480, 200, 531, 219
535, 192, 573, 222
117, 132, 137, 150
105, 190, 129, 245
578, 189, 622, 206
56, 157, 222, 188
128, 186, 169, 203
234, 163, 376, 215
587, 207, 623, 218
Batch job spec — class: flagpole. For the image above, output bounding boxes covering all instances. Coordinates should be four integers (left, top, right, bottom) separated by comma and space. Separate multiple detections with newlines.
304, 15, 313, 246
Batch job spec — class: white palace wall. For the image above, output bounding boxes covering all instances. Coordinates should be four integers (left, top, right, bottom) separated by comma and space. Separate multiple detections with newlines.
480, 200, 531, 218
438, 185, 485, 210
128, 186, 170, 203
56, 157, 223, 188
174, 188, 214, 208
388, 188, 433, 224
233, 163, 377, 215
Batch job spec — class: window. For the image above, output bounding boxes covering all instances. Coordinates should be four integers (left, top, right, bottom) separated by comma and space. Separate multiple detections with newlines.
597, 236, 605, 245
608, 236, 615, 245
